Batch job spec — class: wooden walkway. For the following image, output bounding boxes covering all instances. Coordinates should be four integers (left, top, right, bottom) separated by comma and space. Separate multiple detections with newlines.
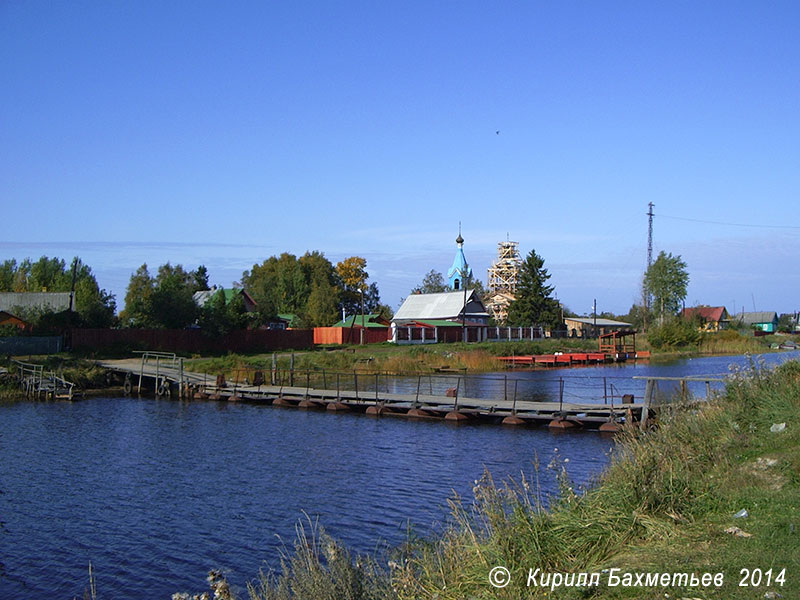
98, 354, 651, 431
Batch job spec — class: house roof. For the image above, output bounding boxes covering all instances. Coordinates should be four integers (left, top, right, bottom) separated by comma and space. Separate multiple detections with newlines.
334, 314, 390, 328
0, 292, 73, 313
0, 310, 28, 326
735, 311, 778, 325
276, 313, 299, 327
682, 306, 728, 322
193, 287, 256, 308
393, 289, 488, 322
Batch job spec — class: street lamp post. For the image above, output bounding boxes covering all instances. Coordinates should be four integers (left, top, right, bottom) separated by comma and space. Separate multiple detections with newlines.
461, 263, 468, 342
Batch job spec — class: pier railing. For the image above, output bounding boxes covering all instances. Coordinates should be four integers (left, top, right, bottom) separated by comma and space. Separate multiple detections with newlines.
633, 375, 727, 430
203, 367, 723, 408
132, 351, 185, 396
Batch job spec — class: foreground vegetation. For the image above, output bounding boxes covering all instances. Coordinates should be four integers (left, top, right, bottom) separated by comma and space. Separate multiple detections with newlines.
173, 358, 799, 600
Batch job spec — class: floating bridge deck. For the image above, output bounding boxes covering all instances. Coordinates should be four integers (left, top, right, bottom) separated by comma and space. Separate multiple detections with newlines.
96, 353, 680, 432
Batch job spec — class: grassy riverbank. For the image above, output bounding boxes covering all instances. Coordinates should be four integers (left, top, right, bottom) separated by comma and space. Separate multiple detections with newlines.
176, 357, 799, 600
182, 330, 781, 381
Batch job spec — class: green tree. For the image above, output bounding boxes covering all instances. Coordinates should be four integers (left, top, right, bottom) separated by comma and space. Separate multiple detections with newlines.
196, 289, 230, 337
506, 249, 562, 329
192, 265, 211, 293
304, 281, 340, 326
225, 290, 251, 330
0, 259, 18, 291
148, 263, 198, 329
643, 251, 689, 324
29, 256, 69, 291
120, 264, 155, 327
411, 270, 449, 294
242, 253, 306, 318
241, 251, 343, 324
120, 262, 198, 328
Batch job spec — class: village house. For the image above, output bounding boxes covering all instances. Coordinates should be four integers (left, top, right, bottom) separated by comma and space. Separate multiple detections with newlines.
681, 306, 730, 332
192, 286, 258, 312
0, 291, 74, 315
0, 310, 29, 331
563, 316, 633, 338
734, 311, 779, 333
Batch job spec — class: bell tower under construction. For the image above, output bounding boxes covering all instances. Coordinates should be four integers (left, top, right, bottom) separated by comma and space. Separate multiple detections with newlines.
486, 239, 522, 324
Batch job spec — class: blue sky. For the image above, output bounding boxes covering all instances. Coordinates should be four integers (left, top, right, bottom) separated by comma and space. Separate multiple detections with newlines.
2, 1, 799, 316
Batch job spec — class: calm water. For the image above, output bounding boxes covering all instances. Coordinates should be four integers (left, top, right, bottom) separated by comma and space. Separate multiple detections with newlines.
1, 350, 797, 598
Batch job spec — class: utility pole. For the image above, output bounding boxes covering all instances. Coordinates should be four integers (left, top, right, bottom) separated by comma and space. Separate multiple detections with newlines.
643, 202, 655, 332
647, 202, 655, 269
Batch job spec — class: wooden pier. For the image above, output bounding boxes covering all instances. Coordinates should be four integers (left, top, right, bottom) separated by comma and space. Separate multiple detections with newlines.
498, 350, 651, 367
97, 353, 662, 431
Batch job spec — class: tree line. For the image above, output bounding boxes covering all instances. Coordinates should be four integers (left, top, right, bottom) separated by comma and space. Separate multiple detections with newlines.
0, 257, 116, 330
1, 252, 393, 335
2, 246, 692, 340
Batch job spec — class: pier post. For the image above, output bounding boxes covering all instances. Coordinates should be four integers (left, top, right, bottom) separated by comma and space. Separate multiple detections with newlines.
641, 379, 654, 430
271, 353, 277, 385
415, 375, 421, 407
138, 354, 144, 396
290, 354, 295, 387
512, 380, 518, 415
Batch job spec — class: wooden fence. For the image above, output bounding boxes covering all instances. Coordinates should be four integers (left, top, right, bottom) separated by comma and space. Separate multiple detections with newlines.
313, 327, 390, 345
71, 328, 313, 353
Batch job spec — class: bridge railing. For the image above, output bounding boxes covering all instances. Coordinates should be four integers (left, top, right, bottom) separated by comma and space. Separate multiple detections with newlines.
632, 375, 727, 430
206, 366, 663, 407
133, 351, 185, 396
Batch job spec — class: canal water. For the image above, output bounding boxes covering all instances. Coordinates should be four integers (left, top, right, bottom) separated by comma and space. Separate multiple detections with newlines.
0, 351, 797, 598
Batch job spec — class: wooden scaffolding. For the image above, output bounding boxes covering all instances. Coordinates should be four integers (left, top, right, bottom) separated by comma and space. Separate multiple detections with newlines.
487, 240, 521, 323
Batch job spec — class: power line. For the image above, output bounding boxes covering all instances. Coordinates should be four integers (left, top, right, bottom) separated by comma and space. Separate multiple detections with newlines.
659, 214, 800, 230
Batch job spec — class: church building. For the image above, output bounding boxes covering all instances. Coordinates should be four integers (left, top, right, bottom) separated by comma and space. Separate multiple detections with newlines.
391, 232, 489, 343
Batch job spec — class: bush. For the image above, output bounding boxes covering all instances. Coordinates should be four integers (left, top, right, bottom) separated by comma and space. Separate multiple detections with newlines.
647, 317, 702, 349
